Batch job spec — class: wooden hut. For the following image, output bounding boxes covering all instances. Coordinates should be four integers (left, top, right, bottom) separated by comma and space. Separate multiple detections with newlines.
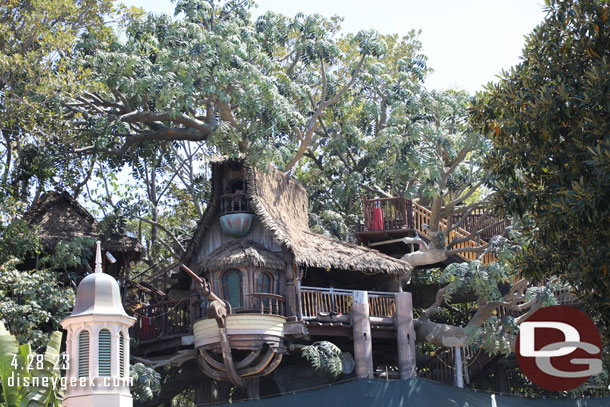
163, 158, 413, 401
23, 191, 143, 278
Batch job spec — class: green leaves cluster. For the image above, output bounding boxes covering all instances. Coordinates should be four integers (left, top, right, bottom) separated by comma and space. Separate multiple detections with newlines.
301, 341, 344, 377
130, 363, 161, 402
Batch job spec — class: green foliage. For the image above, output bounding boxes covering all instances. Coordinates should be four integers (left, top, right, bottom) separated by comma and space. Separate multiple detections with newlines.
0, 261, 75, 351
0, 322, 63, 407
130, 363, 161, 402
470, 0, 610, 339
301, 341, 344, 377
0, 0, 124, 201
40, 237, 96, 275
0, 220, 41, 265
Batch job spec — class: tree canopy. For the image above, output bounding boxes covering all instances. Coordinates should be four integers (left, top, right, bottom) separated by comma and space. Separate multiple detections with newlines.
470, 0, 610, 339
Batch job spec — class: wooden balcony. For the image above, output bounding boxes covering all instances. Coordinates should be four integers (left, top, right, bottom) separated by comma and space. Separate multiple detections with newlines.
300, 286, 396, 319
247, 293, 286, 316
362, 196, 414, 231
220, 193, 251, 215
131, 299, 191, 342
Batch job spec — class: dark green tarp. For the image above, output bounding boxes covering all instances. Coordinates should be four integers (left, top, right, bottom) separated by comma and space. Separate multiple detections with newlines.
221, 378, 610, 407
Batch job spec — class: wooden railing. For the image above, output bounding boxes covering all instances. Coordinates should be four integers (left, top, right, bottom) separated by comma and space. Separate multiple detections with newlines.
362, 196, 414, 231
450, 208, 509, 241
220, 193, 251, 214
248, 293, 286, 316
412, 202, 496, 265
131, 300, 191, 342
300, 286, 396, 319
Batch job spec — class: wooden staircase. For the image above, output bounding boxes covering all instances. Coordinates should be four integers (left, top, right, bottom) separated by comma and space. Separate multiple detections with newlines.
358, 197, 505, 265
411, 202, 497, 265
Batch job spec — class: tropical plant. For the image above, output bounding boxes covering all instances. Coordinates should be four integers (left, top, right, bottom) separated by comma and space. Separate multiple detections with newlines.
301, 341, 344, 377
0, 322, 63, 407
130, 363, 161, 402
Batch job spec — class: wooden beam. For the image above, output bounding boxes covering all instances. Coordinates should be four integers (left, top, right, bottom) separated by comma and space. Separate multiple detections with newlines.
368, 238, 406, 247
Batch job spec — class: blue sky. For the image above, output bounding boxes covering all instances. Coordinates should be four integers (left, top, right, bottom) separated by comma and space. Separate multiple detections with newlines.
120, 0, 547, 94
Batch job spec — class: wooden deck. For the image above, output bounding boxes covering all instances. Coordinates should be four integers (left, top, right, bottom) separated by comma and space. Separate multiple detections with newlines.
358, 197, 508, 265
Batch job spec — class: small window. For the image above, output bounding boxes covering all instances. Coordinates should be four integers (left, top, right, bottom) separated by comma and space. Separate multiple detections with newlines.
119, 331, 125, 377
221, 269, 243, 308
99, 329, 111, 377
256, 272, 273, 293
78, 331, 89, 378
231, 179, 245, 193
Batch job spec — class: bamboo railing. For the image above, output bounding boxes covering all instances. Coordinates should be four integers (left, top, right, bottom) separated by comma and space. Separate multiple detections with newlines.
300, 286, 396, 319
412, 202, 496, 265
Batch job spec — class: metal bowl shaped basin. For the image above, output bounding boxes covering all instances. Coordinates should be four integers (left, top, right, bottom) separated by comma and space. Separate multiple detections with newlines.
194, 314, 285, 351
219, 213, 255, 238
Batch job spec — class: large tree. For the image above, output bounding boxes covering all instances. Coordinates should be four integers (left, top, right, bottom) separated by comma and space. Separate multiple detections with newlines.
0, 0, 127, 205
470, 0, 610, 339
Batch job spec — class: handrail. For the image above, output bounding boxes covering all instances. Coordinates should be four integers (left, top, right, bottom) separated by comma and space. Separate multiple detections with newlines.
300, 285, 395, 297
220, 193, 251, 214
131, 300, 191, 342
362, 196, 413, 231
248, 293, 286, 316
300, 286, 396, 318
411, 201, 496, 265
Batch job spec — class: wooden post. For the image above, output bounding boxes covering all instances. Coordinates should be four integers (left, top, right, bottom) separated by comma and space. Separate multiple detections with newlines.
284, 263, 297, 321
351, 290, 373, 378
395, 292, 417, 379
455, 347, 464, 388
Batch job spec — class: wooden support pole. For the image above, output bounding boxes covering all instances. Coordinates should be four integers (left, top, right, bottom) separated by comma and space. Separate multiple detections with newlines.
395, 292, 417, 379
351, 290, 373, 378
284, 263, 298, 321
455, 346, 464, 388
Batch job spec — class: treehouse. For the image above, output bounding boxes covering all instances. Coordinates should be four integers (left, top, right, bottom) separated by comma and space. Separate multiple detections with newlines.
22, 191, 143, 279
130, 158, 417, 402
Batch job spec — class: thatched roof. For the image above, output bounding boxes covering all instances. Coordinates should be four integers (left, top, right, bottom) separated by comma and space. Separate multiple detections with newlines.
198, 240, 286, 273
24, 191, 143, 259
184, 159, 411, 275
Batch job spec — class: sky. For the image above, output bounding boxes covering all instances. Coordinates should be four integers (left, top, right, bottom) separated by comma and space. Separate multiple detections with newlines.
120, 0, 548, 94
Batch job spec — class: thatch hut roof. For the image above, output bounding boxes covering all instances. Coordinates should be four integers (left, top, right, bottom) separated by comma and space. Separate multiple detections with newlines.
198, 240, 286, 273
184, 159, 411, 275
24, 191, 143, 259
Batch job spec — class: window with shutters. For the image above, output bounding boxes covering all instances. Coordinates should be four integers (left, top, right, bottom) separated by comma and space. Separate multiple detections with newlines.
221, 269, 243, 308
78, 330, 90, 378
98, 329, 111, 377
119, 331, 125, 377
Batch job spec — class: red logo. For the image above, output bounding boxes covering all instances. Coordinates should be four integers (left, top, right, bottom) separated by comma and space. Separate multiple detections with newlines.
516, 305, 602, 391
